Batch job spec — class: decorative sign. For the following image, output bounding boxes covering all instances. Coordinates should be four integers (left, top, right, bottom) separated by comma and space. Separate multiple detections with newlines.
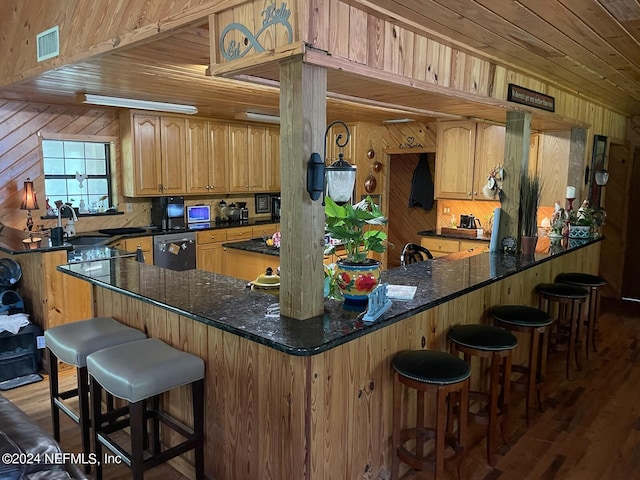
399, 136, 424, 149
507, 84, 555, 112
220, 2, 293, 60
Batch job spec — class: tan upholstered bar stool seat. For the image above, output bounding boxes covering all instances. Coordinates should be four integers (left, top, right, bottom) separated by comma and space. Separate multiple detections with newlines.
555, 273, 607, 358
490, 305, 552, 424
44, 317, 146, 471
448, 324, 518, 466
391, 350, 471, 480
536, 283, 589, 380
87, 338, 205, 480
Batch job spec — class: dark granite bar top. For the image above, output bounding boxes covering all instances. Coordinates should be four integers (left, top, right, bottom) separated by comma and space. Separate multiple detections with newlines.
222, 238, 279, 256
57, 237, 599, 357
0, 225, 72, 255
417, 229, 490, 242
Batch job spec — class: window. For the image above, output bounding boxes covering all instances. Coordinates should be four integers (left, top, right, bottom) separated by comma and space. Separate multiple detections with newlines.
42, 139, 112, 213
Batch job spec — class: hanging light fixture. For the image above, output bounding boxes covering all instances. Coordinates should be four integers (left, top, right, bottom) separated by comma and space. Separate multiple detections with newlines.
20, 178, 40, 231
306, 120, 357, 204
594, 157, 609, 186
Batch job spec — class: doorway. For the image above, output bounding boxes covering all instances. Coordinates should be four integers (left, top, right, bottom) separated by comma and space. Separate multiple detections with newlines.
621, 147, 640, 300
387, 152, 437, 268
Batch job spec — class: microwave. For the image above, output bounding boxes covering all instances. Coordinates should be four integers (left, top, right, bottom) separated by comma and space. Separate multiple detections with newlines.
187, 205, 211, 224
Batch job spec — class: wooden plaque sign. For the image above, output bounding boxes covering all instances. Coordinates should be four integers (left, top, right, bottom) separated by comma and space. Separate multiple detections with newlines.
507, 84, 555, 112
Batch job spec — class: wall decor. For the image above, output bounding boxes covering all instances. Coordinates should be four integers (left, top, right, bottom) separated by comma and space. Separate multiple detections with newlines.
399, 136, 424, 149
588, 135, 608, 208
255, 193, 271, 214
507, 84, 555, 112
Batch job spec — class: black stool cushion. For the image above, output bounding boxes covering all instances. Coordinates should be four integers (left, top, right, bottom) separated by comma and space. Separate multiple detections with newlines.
490, 305, 553, 328
536, 282, 589, 299
448, 324, 518, 351
555, 272, 607, 288
392, 350, 471, 385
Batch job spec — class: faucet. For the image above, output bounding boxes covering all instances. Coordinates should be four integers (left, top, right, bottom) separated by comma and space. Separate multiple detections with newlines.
58, 204, 79, 236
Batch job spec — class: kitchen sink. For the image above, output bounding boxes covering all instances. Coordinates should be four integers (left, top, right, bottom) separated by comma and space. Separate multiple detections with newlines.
67, 235, 110, 246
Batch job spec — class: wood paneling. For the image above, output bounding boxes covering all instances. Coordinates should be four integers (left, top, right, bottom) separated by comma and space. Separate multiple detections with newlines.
0, 100, 151, 231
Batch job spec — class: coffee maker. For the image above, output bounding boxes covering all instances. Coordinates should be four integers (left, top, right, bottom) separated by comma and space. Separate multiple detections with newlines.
151, 197, 186, 230
271, 195, 281, 220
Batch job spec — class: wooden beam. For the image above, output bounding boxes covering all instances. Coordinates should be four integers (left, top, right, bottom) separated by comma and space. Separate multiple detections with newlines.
279, 57, 326, 319
498, 110, 531, 248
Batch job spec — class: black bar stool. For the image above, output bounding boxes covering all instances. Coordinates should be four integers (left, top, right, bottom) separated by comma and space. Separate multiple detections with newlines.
391, 350, 471, 480
448, 324, 518, 466
87, 338, 204, 480
536, 283, 589, 380
44, 317, 146, 471
556, 273, 607, 358
490, 305, 553, 424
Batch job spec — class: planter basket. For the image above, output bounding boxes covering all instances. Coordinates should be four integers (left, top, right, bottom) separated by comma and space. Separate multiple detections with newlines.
568, 225, 591, 239
335, 260, 381, 305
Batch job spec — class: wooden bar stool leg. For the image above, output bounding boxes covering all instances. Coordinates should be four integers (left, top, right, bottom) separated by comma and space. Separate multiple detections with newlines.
526, 329, 540, 425
130, 400, 145, 480
487, 353, 500, 466
90, 378, 104, 480
48, 348, 61, 442
193, 379, 205, 479
592, 288, 600, 353
391, 373, 401, 480
435, 387, 447, 480
416, 389, 425, 461
500, 351, 513, 445
77, 366, 91, 473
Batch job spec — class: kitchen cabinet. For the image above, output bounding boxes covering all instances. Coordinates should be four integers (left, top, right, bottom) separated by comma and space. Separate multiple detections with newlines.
229, 124, 269, 192
420, 236, 488, 257
196, 229, 228, 273
223, 248, 278, 282
109, 236, 154, 264
186, 119, 229, 194
252, 224, 279, 239
265, 126, 281, 191
435, 121, 505, 201
120, 112, 186, 196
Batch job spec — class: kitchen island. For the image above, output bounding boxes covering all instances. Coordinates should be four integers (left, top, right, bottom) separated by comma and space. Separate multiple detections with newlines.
57, 238, 600, 479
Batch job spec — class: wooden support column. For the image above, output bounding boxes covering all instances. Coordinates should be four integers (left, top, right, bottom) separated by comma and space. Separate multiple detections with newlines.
568, 127, 587, 199
279, 57, 326, 319
498, 111, 531, 247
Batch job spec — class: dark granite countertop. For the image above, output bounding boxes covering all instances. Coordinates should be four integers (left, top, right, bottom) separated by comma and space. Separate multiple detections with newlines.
0, 225, 72, 255
57, 237, 599, 357
418, 229, 490, 242
223, 238, 279, 256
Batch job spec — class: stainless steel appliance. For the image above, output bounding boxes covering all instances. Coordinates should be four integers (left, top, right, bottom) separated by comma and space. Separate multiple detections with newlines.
271, 195, 281, 220
153, 232, 196, 271
151, 197, 186, 230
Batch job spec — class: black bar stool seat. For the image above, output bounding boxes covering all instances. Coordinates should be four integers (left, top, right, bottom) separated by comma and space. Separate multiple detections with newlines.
490, 305, 552, 424
448, 324, 517, 466
556, 272, 607, 357
536, 283, 589, 380
391, 350, 471, 480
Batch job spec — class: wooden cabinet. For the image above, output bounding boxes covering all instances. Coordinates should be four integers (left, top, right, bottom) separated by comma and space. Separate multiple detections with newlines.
196, 229, 228, 273
420, 236, 488, 257
265, 126, 281, 192
229, 124, 271, 192
252, 224, 278, 239
186, 119, 229, 194
120, 112, 186, 196
436, 121, 505, 201
223, 248, 279, 282
109, 236, 154, 264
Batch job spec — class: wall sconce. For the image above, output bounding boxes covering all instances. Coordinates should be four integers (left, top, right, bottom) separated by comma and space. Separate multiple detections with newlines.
594, 163, 609, 186
307, 120, 357, 203
20, 178, 39, 231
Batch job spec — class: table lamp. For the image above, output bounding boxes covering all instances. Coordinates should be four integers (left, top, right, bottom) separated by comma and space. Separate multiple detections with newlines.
20, 178, 39, 231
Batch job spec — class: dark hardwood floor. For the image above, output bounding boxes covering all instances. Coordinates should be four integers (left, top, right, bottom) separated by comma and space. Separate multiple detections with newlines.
3, 297, 640, 479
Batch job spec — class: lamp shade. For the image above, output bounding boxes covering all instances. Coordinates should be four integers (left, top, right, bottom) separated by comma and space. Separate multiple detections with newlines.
594, 169, 609, 186
20, 178, 39, 210
325, 156, 357, 203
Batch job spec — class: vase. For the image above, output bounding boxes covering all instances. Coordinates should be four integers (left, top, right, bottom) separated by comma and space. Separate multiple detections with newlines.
335, 259, 381, 305
520, 235, 538, 257
568, 224, 591, 239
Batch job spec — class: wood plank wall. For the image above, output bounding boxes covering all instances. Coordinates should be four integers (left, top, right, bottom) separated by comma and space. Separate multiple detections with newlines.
92, 242, 600, 480
0, 100, 150, 231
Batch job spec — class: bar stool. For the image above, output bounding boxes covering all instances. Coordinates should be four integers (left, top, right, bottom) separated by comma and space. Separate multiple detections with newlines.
87, 338, 205, 480
391, 350, 470, 480
44, 317, 147, 470
448, 324, 518, 466
490, 305, 552, 424
556, 273, 607, 358
536, 283, 589, 380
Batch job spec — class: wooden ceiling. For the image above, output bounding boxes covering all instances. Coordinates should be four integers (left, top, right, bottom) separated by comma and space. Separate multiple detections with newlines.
1, 0, 639, 128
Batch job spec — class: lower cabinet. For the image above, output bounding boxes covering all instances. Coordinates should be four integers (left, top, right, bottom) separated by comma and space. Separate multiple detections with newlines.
109, 236, 153, 264
222, 249, 279, 282
420, 236, 488, 257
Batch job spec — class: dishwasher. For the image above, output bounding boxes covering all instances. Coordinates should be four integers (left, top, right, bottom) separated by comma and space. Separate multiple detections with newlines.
153, 232, 196, 271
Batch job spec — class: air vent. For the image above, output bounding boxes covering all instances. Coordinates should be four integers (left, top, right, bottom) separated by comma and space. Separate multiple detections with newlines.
36, 26, 59, 62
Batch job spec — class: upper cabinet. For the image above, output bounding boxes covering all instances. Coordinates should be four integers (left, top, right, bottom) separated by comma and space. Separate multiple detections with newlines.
120, 112, 186, 196
229, 124, 280, 193
186, 119, 229, 194
435, 121, 505, 201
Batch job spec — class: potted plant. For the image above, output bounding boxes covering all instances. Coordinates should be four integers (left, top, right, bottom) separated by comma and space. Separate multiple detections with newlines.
568, 200, 605, 239
519, 172, 542, 256
324, 196, 388, 304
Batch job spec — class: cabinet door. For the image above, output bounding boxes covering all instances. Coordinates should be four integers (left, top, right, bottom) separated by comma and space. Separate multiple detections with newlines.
229, 124, 249, 192
186, 119, 210, 194
265, 126, 280, 192
208, 121, 230, 193
160, 117, 187, 194
248, 126, 267, 191
132, 114, 163, 196
197, 242, 225, 273
420, 237, 459, 257
473, 123, 505, 200
435, 121, 475, 199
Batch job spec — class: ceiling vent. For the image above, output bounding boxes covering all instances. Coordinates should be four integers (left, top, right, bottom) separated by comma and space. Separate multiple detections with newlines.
36, 26, 59, 62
